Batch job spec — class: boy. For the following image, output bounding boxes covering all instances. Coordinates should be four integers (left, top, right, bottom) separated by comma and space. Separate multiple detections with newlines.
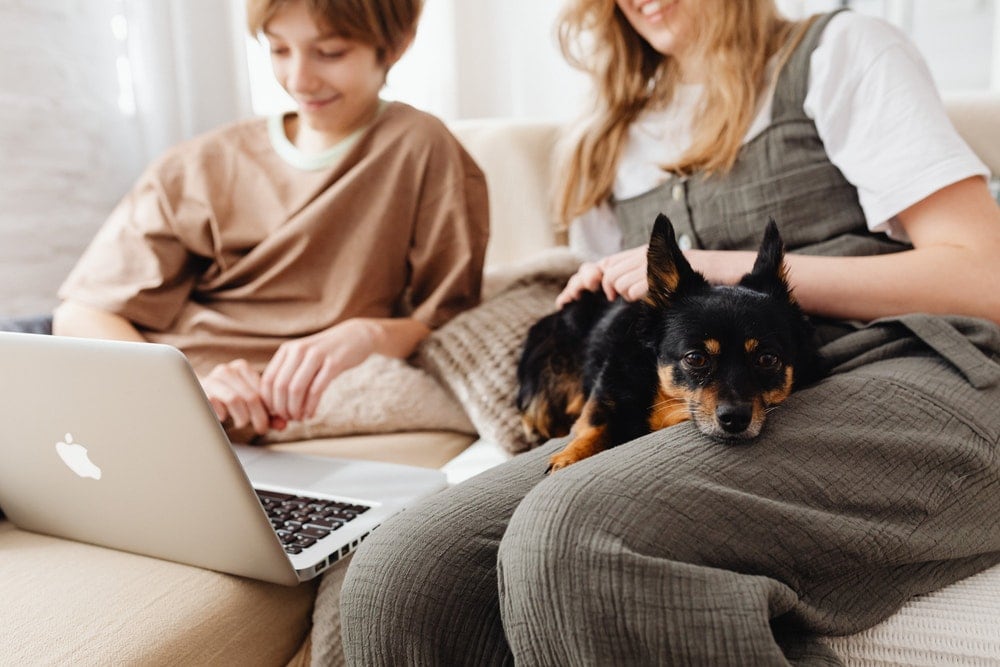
54, 0, 489, 437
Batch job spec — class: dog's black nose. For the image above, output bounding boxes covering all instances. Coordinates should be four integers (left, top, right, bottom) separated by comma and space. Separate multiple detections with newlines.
716, 403, 752, 433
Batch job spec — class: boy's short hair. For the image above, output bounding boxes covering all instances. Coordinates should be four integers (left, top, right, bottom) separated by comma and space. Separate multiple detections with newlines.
246, 0, 422, 57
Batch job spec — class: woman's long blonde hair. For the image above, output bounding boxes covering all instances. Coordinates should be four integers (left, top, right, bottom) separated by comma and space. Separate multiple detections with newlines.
555, 0, 804, 227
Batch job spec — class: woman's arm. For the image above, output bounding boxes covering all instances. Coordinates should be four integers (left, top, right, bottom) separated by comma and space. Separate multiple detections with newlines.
51, 300, 147, 342
560, 177, 1000, 326
691, 176, 1000, 325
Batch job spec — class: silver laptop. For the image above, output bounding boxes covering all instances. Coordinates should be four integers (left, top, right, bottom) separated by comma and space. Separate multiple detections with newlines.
0, 332, 448, 585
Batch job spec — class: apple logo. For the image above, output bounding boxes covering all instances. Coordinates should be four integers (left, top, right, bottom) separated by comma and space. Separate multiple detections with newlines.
55, 433, 102, 480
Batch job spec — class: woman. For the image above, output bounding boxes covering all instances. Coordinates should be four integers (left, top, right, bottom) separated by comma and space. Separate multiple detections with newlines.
339, 2, 1000, 664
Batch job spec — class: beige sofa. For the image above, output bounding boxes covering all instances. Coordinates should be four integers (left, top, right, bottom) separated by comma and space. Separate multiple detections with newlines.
3, 94, 1000, 665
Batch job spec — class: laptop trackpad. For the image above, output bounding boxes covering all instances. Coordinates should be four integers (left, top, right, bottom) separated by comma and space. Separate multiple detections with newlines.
232, 444, 447, 505
234, 444, 343, 487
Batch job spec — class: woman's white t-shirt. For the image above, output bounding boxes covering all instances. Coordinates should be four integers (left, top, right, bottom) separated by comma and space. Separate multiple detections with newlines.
569, 11, 989, 259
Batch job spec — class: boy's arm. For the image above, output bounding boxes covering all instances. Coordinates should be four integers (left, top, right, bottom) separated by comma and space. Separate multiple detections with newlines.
364, 316, 432, 359
406, 133, 490, 330
259, 316, 430, 425
51, 300, 147, 343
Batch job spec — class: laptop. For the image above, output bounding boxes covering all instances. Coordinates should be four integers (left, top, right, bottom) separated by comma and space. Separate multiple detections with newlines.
0, 332, 448, 586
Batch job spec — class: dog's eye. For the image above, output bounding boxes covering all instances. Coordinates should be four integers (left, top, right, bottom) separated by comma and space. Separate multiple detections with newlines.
755, 352, 781, 369
683, 351, 709, 369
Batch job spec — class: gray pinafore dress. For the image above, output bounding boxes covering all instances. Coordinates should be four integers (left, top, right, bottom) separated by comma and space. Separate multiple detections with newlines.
339, 11, 1000, 666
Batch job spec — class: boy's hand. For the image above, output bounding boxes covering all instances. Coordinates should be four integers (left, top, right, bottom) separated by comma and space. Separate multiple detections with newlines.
202, 359, 286, 435
260, 318, 377, 423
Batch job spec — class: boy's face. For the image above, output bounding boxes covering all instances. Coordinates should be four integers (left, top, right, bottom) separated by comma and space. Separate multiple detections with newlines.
265, 0, 386, 147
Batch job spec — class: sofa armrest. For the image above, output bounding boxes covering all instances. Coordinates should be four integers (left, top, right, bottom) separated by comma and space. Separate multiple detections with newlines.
943, 92, 1000, 176
450, 119, 564, 268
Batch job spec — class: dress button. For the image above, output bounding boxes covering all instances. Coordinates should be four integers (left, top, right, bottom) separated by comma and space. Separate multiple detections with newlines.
672, 183, 684, 201
677, 234, 693, 250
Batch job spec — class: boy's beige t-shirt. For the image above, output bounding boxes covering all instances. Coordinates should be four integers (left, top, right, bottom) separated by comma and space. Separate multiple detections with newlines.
59, 102, 489, 376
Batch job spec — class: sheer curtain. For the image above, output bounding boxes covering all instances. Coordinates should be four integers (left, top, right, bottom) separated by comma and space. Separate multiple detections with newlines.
246, 0, 998, 123
393, 0, 590, 121
115, 0, 253, 166
245, 0, 590, 122
0, 0, 252, 315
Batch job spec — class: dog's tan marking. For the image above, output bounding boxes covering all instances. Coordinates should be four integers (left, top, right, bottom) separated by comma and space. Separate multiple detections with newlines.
520, 365, 586, 441
705, 338, 721, 355
648, 365, 693, 431
762, 366, 795, 406
645, 261, 682, 307
548, 399, 609, 472
744, 338, 759, 354
779, 264, 796, 301
520, 396, 552, 440
693, 385, 719, 426
566, 390, 585, 416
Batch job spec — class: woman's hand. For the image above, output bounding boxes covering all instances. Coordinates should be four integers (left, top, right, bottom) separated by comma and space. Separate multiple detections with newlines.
202, 359, 286, 435
556, 245, 650, 307
555, 261, 604, 307
260, 318, 378, 423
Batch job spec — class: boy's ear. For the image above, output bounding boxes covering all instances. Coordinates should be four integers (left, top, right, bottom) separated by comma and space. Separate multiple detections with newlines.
738, 219, 793, 299
645, 214, 707, 307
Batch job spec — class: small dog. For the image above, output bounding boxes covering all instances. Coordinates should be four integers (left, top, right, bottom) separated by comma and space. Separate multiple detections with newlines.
517, 214, 822, 473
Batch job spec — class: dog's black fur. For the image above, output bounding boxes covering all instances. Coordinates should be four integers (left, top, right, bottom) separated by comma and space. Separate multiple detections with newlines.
516, 214, 823, 472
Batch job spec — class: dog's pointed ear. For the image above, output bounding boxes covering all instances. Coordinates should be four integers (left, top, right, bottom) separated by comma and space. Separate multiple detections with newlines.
646, 214, 706, 307
739, 219, 793, 299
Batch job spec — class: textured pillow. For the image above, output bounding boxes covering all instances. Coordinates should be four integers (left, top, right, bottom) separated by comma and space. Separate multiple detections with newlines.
416, 247, 582, 454
257, 354, 475, 443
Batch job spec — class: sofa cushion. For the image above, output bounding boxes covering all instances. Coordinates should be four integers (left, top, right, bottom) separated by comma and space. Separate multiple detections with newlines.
416, 247, 581, 454
0, 520, 315, 666
449, 120, 563, 268
825, 563, 1000, 665
266, 430, 476, 469
253, 354, 475, 444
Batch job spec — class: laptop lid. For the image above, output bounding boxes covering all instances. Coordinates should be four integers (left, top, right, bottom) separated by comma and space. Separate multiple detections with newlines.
0, 332, 447, 585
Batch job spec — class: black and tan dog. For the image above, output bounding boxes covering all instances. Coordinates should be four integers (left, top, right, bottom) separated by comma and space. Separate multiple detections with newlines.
516, 214, 822, 473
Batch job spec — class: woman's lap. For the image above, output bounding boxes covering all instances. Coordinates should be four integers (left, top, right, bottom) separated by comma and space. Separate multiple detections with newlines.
340, 315, 1000, 666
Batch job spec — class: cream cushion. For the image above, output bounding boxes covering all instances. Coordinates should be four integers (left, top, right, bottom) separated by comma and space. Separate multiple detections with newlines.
266, 430, 476, 469
0, 520, 315, 665
824, 565, 1000, 664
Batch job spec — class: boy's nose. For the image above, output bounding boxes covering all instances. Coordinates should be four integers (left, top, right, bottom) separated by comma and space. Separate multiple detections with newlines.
287, 56, 319, 93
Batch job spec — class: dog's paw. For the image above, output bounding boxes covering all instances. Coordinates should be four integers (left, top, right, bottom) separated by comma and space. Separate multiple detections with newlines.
546, 450, 581, 474
546, 429, 607, 474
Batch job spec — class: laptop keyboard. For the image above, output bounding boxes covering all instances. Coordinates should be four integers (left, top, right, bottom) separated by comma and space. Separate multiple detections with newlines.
256, 489, 371, 555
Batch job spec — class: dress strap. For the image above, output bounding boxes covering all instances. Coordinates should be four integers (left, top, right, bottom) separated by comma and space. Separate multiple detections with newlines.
771, 10, 847, 122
